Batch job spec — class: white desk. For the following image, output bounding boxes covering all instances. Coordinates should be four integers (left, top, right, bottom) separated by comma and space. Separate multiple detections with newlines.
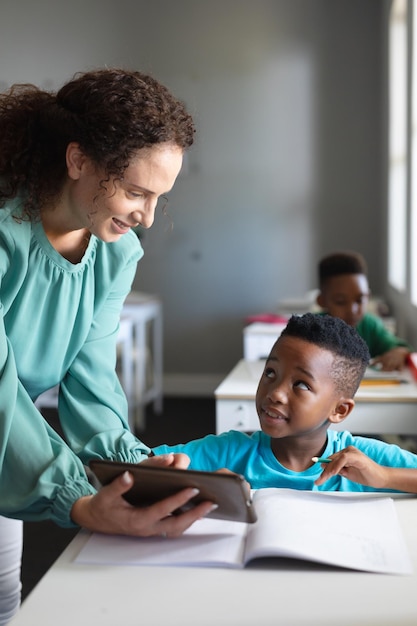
243, 319, 399, 361
36, 292, 163, 432
243, 322, 287, 360
215, 359, 417, 435
120, 291, 163, 431
10, 496, 417, 626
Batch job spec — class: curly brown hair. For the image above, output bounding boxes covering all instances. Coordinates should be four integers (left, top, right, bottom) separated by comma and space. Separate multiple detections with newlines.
0, 68, 195, 219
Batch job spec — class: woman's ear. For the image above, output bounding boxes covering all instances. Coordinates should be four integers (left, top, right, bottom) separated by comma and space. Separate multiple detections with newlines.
328, 398, 355, 425
66, 142, 88, 180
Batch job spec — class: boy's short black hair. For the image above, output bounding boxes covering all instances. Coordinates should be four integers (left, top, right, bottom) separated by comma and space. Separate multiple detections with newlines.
318, 251, 368, 288
280, 313, 370, 396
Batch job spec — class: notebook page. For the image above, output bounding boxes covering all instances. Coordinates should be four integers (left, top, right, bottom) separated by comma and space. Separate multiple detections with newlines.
75, 517, 248, 568
244, 489, 412, 574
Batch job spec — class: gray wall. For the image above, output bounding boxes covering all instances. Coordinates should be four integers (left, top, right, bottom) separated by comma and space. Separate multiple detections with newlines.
0, 0, 386, 390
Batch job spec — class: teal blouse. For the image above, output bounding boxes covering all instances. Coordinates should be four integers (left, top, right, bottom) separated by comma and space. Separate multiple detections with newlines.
0, 202, 150, 527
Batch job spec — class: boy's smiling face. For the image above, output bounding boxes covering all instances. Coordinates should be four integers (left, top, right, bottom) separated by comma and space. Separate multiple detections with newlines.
256, 335, 349, 441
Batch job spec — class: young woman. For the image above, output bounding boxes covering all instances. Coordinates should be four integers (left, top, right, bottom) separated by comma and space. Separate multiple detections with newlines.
0, 68, 215, 624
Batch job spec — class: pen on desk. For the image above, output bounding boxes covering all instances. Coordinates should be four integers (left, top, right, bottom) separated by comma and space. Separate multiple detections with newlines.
311, 456, 332, 464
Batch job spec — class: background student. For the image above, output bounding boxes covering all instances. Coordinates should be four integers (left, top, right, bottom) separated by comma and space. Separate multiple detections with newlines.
0, 68, 215, 625
153, 313, 417, 491
316, 250, 411, 371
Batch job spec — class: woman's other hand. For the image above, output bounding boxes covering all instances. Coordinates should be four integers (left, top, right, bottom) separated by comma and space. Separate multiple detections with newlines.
71, 469, 215, 538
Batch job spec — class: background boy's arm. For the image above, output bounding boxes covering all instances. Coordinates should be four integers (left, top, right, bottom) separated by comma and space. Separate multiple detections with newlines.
370, 346, 410, 371
314, 445, 417, 493
358, 314, 411, 370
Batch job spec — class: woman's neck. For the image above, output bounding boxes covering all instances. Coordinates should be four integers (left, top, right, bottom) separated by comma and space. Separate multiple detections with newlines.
41, 208, 91, 264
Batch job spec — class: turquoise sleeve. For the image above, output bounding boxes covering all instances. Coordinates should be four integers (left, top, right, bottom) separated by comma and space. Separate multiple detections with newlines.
0, 311, 96, 527
58, 244, 151, 465
0, 222, 149, 527
0, 224, 95, 527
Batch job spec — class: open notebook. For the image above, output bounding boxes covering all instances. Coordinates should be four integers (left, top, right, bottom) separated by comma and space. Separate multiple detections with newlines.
75, 489, 413, 575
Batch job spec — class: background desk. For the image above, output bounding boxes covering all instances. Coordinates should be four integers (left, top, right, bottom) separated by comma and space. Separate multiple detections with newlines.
243, 322, 287, 360
243, 319, 398, 360
215, 359, 417, 435
120, 291, 163, 431
35, 291, 163, 432
10, 496, 417, 626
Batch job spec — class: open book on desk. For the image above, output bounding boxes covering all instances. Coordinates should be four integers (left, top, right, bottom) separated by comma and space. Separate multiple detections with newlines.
75, 489, 412, 575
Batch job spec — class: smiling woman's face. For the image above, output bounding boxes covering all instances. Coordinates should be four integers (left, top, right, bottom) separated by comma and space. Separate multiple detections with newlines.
68, 142, 184, 242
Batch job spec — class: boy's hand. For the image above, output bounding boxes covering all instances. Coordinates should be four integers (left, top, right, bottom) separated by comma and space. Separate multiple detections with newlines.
214, 467, 251, 497
370, 347, 409, 371
314, 446, 389, 489
140, 452, 191, 470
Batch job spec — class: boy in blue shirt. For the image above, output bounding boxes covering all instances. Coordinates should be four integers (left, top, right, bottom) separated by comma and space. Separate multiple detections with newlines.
153, 313, 417, 492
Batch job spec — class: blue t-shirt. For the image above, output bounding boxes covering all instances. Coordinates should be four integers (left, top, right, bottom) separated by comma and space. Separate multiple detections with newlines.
153, 429, 417, 492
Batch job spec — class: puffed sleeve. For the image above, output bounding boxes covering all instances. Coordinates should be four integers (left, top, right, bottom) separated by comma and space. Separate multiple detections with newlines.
0, 357, 96, 526
57, 232, 151, 464
0, 288, 96, 526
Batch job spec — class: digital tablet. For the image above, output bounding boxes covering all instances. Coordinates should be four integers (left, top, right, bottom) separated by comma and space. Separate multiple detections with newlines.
89, 459, 257, 523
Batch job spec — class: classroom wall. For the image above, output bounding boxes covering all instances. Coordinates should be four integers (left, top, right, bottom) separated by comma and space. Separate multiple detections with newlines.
0, 0, 385, 392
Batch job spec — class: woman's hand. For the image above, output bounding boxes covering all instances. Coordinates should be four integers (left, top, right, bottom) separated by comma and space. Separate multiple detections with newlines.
71, 463, 216, 538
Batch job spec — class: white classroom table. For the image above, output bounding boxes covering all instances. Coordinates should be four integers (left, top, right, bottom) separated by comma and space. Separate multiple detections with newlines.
215, 359, 417, 435
35, 291, 163, 432
10, 495, 417, 626
121, 291, 163, 431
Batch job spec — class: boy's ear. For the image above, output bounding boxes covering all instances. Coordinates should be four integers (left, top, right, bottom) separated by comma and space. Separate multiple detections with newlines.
328, 398, 355, 425
316, 292, 325, 309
